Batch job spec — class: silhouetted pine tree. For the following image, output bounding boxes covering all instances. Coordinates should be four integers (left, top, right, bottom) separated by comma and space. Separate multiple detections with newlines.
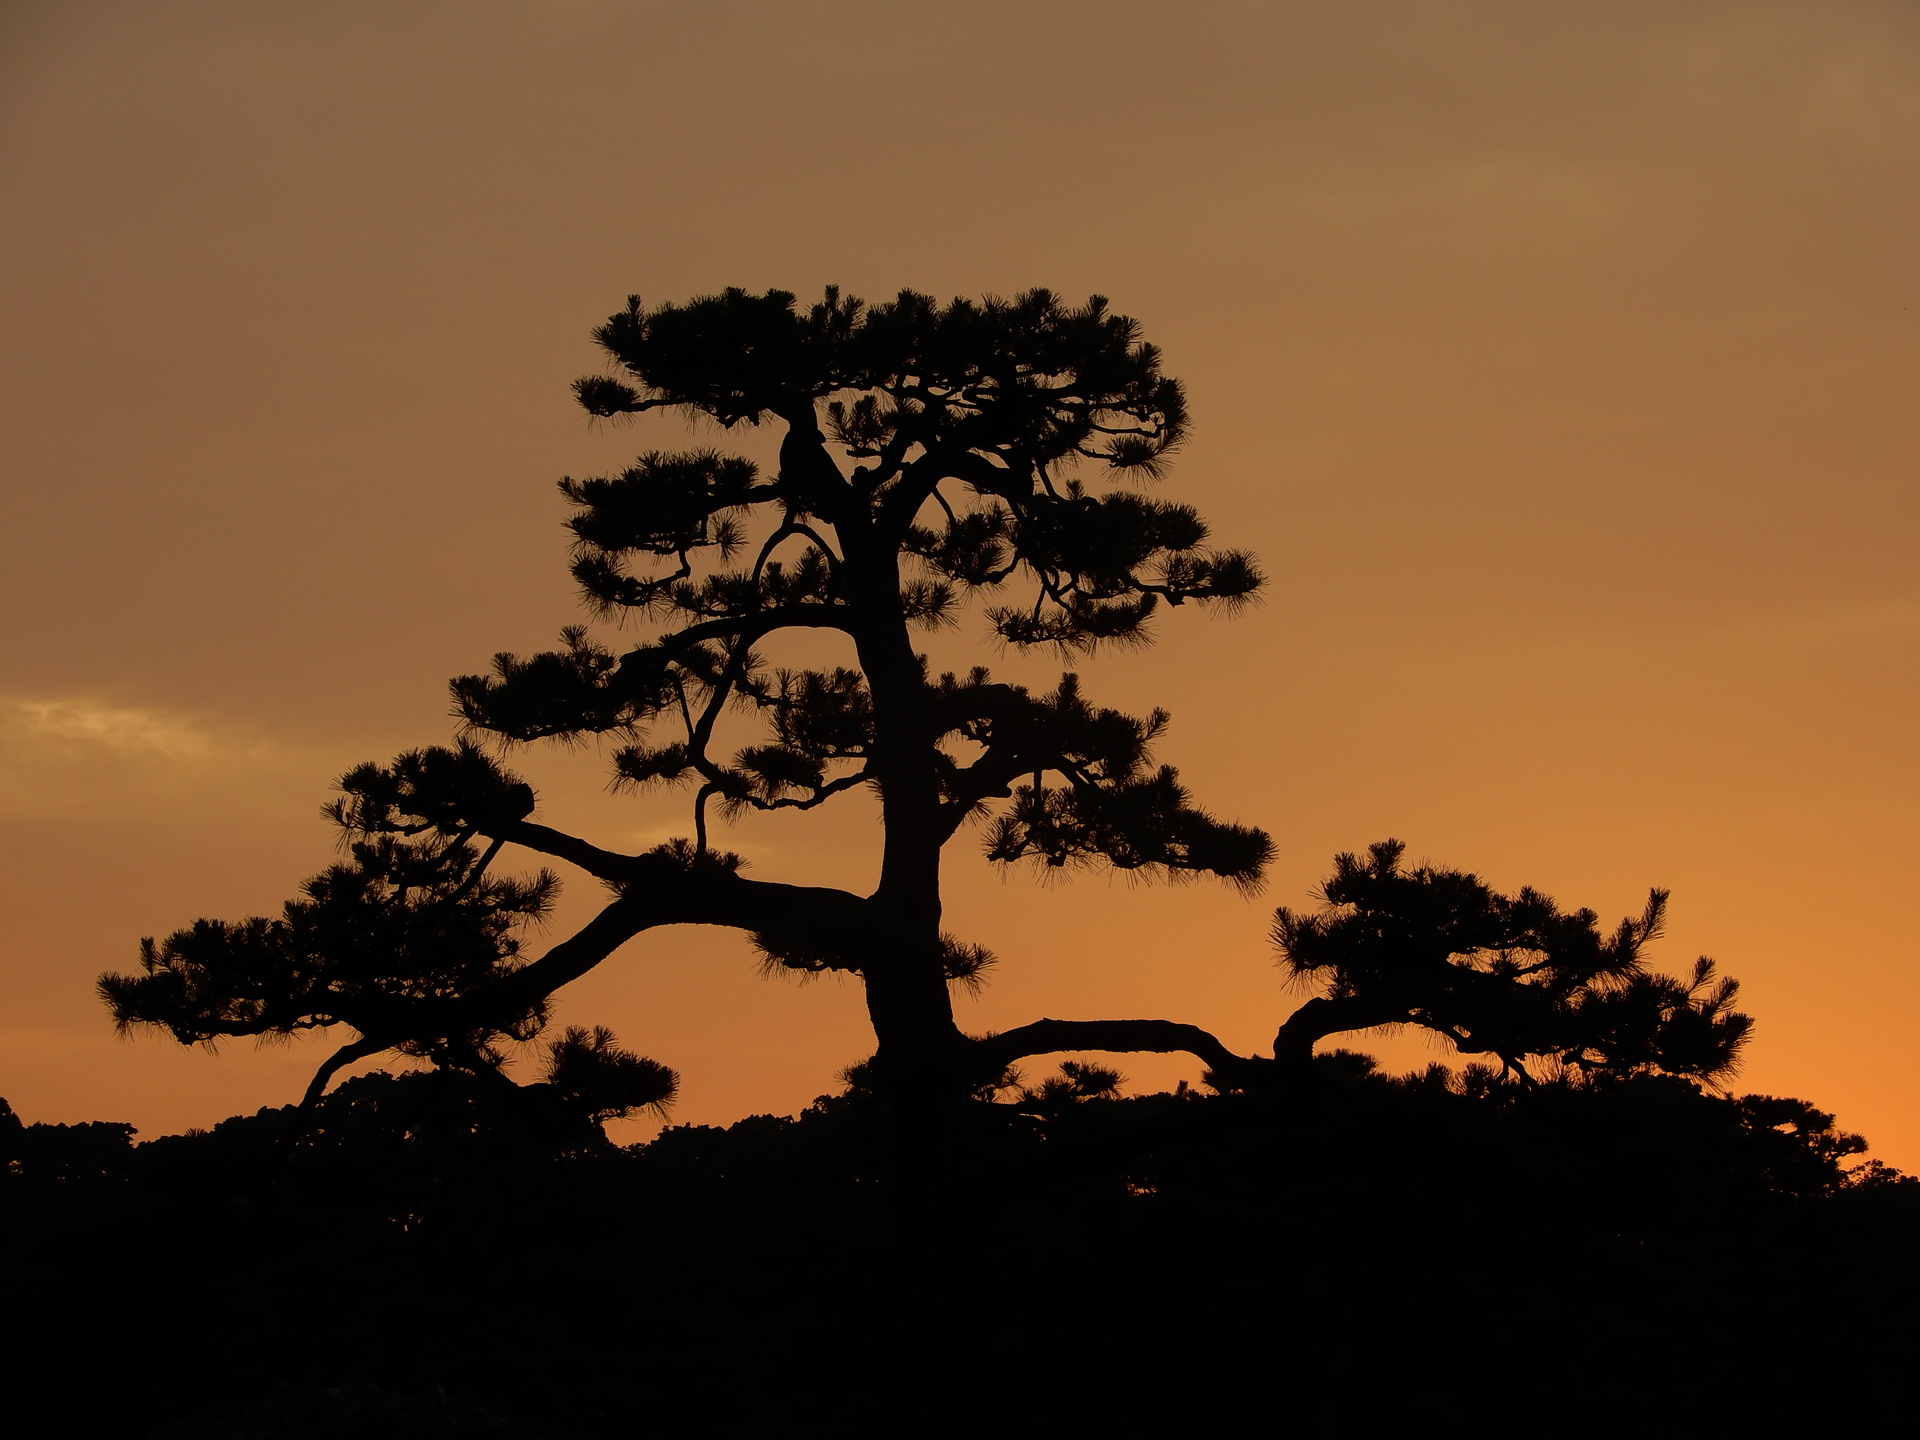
103, 287, 1278, 1118
99, 287, 1751, 1124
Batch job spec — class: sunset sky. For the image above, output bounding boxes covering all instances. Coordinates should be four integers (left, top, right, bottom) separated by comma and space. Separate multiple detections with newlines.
3, 1, 1916, 1163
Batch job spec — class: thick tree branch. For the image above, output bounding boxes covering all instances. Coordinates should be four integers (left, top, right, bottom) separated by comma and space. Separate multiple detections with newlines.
974, 1017, 1275, 1089
1271, 996, 1403, 1068
937, 747, 1036, 838
874, 449, 1015, 541
773, 397, 857, 523
455, 869, 870, 1030
659, 603, 859, 652
482, 819, 642, 884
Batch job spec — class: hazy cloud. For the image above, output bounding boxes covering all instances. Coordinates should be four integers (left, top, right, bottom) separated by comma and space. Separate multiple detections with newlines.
0, 696, 327, 822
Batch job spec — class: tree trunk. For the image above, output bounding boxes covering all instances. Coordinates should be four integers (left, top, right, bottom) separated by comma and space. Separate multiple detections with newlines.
846, 534, 971, 1117
861, 930, 965, 1105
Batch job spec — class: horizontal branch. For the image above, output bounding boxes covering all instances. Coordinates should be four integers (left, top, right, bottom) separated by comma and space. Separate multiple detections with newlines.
974, 1017, 1276, 1089
662, 603, 859, 651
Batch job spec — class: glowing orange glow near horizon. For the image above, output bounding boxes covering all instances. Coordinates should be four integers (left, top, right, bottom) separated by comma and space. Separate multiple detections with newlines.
2, 2, 1916, 1163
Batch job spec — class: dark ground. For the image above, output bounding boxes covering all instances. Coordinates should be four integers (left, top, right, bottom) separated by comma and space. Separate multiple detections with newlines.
5, 1059, 1916, 1438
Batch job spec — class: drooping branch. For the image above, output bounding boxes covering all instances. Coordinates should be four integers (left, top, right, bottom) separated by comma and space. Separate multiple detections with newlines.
1270, 996, 1403, 1069
254, 1032, 399, 1176
296, 1033, 392, 1112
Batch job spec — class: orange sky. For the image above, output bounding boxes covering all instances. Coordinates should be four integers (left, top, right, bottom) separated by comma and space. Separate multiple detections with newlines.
3, 1, 1916, 1162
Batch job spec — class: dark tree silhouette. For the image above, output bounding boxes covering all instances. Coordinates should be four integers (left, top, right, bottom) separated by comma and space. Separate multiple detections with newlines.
99, 286, 1750, 1126
1271, 839, 1753, 1086
104, 287, 1275, 1119
100, 824, 564, 1109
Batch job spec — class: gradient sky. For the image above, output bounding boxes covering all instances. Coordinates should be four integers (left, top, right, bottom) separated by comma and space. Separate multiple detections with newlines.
3, 0, 1916, 1161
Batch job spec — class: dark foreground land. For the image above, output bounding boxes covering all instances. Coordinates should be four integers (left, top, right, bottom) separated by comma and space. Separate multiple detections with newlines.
6, 1059, 1917, 1439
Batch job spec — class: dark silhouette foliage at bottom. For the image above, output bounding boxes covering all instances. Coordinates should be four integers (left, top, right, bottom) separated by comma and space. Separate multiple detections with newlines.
3, 1064, 1916, 1439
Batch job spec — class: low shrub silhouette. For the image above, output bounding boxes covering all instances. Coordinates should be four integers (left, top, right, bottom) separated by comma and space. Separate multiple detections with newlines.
5, 1058, 1915, 1438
